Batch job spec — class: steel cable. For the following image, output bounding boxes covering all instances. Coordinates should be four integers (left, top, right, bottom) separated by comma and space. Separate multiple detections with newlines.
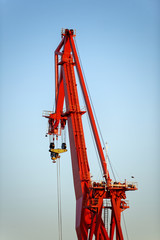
57, 159, 62, 240
122, 211, 129, 240
74, 37, 117, 181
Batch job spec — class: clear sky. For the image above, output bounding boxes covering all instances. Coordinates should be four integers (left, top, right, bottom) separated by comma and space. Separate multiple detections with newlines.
0, 0, 159, 239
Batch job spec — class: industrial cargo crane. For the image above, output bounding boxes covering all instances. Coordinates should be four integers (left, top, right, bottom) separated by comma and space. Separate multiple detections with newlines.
43, 29, 137, 240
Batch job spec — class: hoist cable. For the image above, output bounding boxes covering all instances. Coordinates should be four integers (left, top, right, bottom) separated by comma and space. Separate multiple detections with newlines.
74, 38, 117, 181
74, 38, 103, 178
58, 160, 62, 240
59, 160, 63, 240
122, 211, 129, 240
110, 156, 121, 181
107, 156, 116, 181
57, 160, 62, 240
56, 162, 60, 239
86, 107, 103, 178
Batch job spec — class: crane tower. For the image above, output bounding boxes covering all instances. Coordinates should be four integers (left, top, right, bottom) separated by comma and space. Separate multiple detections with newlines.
43, 29, 137, 240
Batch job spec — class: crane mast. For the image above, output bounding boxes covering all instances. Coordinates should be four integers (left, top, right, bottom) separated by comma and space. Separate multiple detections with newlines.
43, 29, 137, 240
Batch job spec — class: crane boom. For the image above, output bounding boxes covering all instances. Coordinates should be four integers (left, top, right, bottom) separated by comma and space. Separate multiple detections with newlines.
43, 29, 137, 240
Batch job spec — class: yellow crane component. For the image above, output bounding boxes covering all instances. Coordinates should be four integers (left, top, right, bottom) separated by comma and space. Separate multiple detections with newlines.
50, 148, 67, 154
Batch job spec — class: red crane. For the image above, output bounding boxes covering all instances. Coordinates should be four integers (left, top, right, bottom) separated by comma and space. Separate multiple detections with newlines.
43, 29, 137, 240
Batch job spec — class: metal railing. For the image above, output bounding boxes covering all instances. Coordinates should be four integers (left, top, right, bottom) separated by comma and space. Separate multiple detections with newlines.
109, 181, 138, 189
91, 180, 138, 190
42, 110, 54, 117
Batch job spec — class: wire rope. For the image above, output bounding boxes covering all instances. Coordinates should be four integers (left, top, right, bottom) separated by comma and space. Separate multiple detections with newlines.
57, 159, 63, 240
74, 38, 117, 181
74, 38, 103, 179
86, 107, 103, 178
122, 211, 129, 240
108, 156, 117, 181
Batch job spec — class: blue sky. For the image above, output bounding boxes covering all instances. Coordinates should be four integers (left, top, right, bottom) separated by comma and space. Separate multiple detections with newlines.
0, 0, 159, 239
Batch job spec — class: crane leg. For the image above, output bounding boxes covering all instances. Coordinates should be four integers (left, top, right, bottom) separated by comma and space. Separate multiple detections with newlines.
111, 196, 123, 240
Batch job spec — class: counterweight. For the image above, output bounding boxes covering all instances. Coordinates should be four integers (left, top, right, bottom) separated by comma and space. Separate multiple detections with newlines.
43, 29, 137, 240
